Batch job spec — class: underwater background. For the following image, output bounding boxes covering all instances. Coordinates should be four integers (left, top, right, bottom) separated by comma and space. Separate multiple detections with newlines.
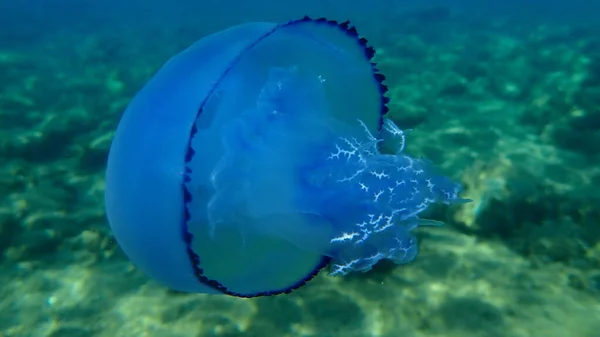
1, 0, 600, 336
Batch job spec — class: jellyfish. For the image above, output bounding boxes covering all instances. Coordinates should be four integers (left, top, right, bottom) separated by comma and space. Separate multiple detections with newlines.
104, 17, 468, 298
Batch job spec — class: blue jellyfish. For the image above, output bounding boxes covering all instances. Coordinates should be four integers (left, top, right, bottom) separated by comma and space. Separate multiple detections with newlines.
104, 17, 468, 298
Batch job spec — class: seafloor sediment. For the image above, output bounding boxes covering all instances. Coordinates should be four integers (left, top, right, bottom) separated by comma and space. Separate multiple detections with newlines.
0, 9, 599, 337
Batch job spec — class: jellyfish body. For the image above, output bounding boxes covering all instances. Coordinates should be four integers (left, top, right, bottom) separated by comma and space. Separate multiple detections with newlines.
105, 17, 467, 298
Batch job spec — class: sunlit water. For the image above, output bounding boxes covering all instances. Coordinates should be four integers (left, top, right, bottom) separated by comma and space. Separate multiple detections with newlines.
1, 1, 599, 336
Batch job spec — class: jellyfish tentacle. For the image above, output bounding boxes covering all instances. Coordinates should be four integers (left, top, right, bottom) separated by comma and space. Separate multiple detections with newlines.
304, 118, 465, 274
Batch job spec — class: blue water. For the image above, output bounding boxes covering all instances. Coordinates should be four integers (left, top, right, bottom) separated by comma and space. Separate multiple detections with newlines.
1, 1, 599, 336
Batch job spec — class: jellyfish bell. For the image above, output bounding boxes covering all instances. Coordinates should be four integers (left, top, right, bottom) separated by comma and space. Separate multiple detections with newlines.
104, 17, 467, 298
